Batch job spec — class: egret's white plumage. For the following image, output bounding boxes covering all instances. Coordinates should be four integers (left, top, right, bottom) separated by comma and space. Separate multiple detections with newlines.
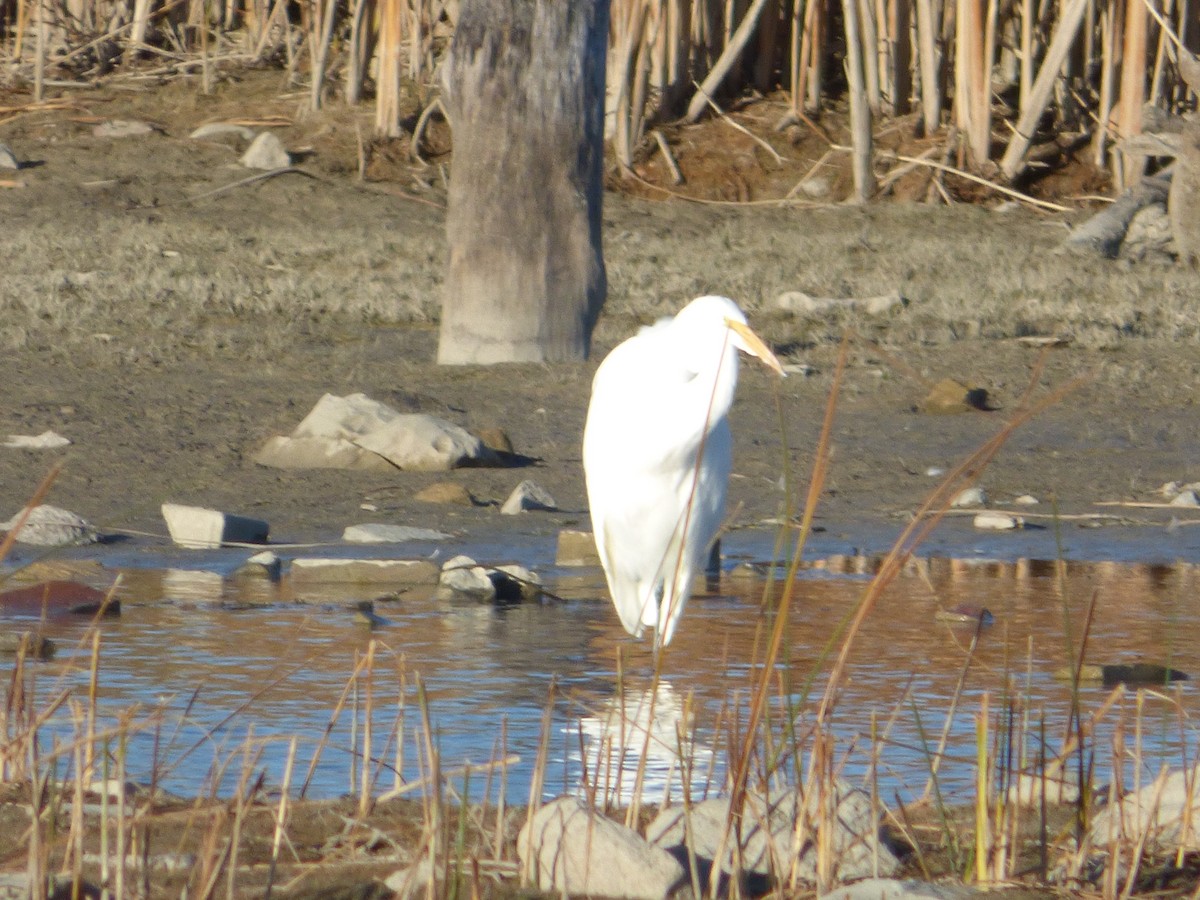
582, 295, 784, 650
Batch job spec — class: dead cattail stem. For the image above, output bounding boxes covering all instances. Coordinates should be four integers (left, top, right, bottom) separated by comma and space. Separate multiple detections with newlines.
914, 0, 941, 133
1116, 0, 1149, 186
841, 0, 876, 201
685, 0, 773, 121
375, 0, 403, 137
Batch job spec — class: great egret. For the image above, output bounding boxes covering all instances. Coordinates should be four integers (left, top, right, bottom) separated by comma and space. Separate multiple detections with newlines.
582, 295, 785, 650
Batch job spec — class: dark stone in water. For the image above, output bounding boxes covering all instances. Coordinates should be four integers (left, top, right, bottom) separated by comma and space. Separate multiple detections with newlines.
1100, 663, 1188, 686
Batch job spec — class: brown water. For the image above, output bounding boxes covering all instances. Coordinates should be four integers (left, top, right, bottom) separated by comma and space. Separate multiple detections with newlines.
5, 552, 1198, 806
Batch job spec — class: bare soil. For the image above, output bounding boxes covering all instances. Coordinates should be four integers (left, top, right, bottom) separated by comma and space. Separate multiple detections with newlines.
2, 69, 1200, 897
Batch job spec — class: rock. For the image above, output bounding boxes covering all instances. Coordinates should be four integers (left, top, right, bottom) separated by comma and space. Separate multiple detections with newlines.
797, 175, 831, 198
0, 581, 116, 618
2, 429, 70, 448
1007, 772, 1080, 806
1012, 494, 1040, 505
294, 392, 402, 439
289, 558, 439, 586
1, 504, 99, 546
161, 503, 269, 549
414, 482, 475, 505
647, 781, 900, 884
950, 486, 986, 508
232, 550, 281, 581
0, 631, 55, 658
519, 796, 683, 899
239, 131, 290, 169
556, 529, 601, 566
1170, 489, 1200, 507
1060, 662, 1189, 685
1089, 763, 1200, 852
0, 143, 18, 169
254, 435, 396, 471
491, 563, 542, 602
972, 511, 1023, 530
93, 119, 156, 138
385, 858, 438, 899
820, 878, 979, 900
919, 378, 991, 414
354, 600, 391, 628
436, 555, 496, 602
500, 479, 557, 514
189, 122, 257, 142
355, 414, 497, 471
342, 523, 452, 543
775, 290, 905, 316
476, 426, 514, 455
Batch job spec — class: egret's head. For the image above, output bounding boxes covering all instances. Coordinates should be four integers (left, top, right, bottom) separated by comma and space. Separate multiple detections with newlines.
676, 295, 785, 376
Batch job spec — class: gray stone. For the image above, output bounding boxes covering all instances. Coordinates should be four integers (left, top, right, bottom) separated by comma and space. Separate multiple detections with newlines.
820, 878, 979, 900
0, 143, 18, 170
93, 119, 156, 138
239, 131, 290, 169
437, 555, 496, 602
647, 781, 899, 884
1, 504, 99, 546
189, 122, 257, 142
289, 557, 439, 586
949, 486, 986, 508
233, 550, 281, 581
501, 479, 558, 514
775, 290, 904, 316
254, 435, 395, 471
295, 392, 403, 440
518, 796, 684, 899
355, 414, 496, 471
343, 523, 452, 543
161, 503, 269, 549
1089, 763, 1200, 852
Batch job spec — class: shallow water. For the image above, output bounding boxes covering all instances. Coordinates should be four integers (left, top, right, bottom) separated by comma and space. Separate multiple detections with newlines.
3, 536, 1199, 809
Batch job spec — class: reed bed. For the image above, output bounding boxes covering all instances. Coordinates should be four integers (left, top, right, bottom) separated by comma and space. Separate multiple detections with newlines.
2, 0, 1197, 195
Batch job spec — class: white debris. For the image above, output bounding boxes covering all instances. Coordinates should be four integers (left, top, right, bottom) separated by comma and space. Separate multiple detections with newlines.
239, 132, 291, 169
2, 430, 70, 449
161, 503, 269, 549
342, 524, 451, 543
973, 511, 1024, 530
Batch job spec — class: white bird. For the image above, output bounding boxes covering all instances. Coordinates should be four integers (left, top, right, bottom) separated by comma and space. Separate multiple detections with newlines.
582, 295, 785, 650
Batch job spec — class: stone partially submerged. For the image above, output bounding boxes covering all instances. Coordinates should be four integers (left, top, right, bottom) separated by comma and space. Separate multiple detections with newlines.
256, 393, 501, 472
1088, 763, 1200, 854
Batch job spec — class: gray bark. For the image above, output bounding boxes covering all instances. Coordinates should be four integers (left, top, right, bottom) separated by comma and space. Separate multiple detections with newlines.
438, 0, 609, 364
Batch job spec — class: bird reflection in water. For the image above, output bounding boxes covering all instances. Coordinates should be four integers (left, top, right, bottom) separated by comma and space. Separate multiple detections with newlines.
568, 681, 718, 807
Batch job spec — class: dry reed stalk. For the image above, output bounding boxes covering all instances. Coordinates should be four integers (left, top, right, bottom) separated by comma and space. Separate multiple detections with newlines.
974, 693, 991, 884
263, 735, 297, 900
358, 639, 376, 818
999, 0, 1089, 177
1116, 0, 1148, 187
612, 0, 649, 170
841, 0, 875, 201
887, 0, 911, 113
375, 0, 402, 137
298, 652, 371, 796
914, 0, 941, 133
1094, 0, 1119, 167
307, 0, 337, 111
858, 0, 880, 113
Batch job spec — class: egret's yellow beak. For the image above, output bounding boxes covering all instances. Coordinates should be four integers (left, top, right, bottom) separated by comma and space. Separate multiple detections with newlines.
726, 318, 785, 377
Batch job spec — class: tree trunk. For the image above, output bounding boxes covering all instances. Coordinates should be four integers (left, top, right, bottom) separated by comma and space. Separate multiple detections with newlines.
438, 0, 609, 365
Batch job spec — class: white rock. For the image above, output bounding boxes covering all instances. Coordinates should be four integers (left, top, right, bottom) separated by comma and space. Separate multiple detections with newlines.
2, 429, 70, 449
1007, 772, 1080, 806
775, 289, 904, 316
1159, 481, 1181, 497
1, 505, 99, 546
519, 796, 683, 900
385, 858, 437, 899
189, 122, 257, 141
0, 143, 18, 170
950, 486, 987, 508
233, 550, 281, 580
436, 555, 496, 602
355, 414, 495, 472
647, 781, 900, 883
1012, 494, 1040, 506
343, 523, 452, 543
972, 511, 1023, 530
239, 131, 291, 169
1089, 764, 1200, 852
254, 435, 395, 471
1169, 489, 1200, 507
500, 479, 558, 514
820, 878, 979, 900
93, 119, 155, 138
294, 392, 403, 440
925, 466, 946, 477
161, 503, 269, 549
